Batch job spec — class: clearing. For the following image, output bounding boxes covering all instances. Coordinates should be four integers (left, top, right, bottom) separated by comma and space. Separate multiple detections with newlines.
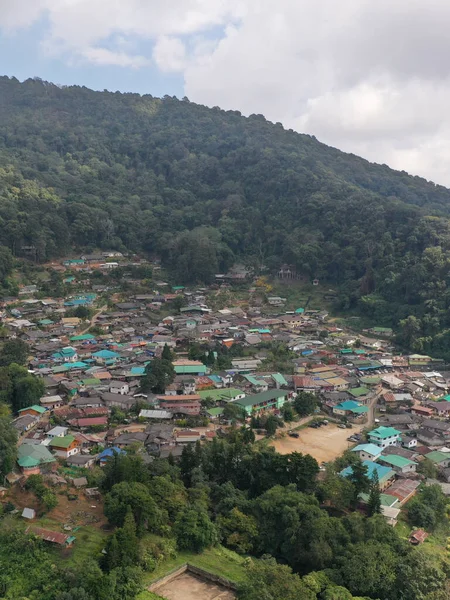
3, 483, 110, 566
270, 423, 364, 462
152, 571, 235, 600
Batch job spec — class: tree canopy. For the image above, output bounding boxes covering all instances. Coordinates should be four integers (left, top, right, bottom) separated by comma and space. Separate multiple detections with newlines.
4, 77, 450, 353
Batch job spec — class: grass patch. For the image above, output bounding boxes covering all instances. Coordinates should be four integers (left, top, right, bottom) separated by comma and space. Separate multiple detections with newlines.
30, 516, 108, 567
143, 542, 247, 586
136, 592, 166, 600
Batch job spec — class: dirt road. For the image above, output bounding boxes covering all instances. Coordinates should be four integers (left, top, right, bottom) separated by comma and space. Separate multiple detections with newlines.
79, 305, 107, 335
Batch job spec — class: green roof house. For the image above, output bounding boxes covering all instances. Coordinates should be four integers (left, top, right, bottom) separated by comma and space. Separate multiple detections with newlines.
379, 454, 417, 474
17, 443, 56, 474
235, 389, 289, 416
368, 426, 401, 449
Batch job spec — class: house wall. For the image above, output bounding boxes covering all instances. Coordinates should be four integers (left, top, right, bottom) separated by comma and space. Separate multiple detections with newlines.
369, 435, 399, 449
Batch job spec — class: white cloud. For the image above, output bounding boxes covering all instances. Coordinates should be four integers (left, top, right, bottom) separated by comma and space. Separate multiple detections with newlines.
153, 37, 186, 73
80, 47, 150, 68
3, 0, 450, 184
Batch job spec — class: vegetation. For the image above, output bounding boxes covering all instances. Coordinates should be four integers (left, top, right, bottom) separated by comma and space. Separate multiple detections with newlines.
0, 416, 17, 477
4, 77, 450, 353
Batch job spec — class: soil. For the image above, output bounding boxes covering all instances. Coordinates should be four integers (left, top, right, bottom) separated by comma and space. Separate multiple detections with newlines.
270, 423, 364, 463
155, 573, 235, 600
3, 482, 107, 529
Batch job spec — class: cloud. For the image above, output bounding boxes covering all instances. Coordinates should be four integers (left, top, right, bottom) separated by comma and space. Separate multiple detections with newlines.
80, 47, 150, 69
153, 37, 186, 73
3, 0, 450, 184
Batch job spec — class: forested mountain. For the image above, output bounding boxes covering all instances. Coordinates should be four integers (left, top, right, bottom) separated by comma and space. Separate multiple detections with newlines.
2, 76, 450, 355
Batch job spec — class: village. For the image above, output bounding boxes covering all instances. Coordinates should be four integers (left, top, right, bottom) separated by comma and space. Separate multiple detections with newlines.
1, 253, 450, 564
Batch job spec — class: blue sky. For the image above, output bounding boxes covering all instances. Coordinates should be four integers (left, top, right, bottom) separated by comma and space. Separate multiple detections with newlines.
0, 16, 184, 96
1, 0, 450, 185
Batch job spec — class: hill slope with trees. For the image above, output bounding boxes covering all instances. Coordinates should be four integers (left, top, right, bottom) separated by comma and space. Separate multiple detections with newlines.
1, 76, 450, 354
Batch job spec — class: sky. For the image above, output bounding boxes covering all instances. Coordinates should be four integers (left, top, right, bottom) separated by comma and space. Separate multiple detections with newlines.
1, 0, 450, 185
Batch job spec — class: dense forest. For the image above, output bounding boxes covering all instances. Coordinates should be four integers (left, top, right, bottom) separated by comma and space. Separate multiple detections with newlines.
2, 76, 450, 354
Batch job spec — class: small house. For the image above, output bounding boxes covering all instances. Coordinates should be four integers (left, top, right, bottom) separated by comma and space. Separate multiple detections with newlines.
49, 435, 80, 458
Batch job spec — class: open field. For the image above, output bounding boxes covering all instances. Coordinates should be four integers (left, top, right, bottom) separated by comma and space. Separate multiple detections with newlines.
2, 483, 110, 566
270, 423, 364, 462
153, 572, 235, 600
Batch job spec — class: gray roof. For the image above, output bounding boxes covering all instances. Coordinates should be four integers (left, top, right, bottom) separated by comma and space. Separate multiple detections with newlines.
22, 508, 36, 519
139, 410, 173, 420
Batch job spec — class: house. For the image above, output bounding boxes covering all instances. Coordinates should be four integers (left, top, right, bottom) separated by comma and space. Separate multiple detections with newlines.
424, 451, 450, 468
234, 389, 289, 416
409, 530, 429, 545
18, 405, 47, 419
416, 429, 446, 447
139, 409, 173, 420
173, 360, 208, 376
198, 388, 246, 403
21, 508, 36, 520
174, 429, 202, 444
351, 444, 382, 462
92, 349, 120, 364
109, 380, 130, 395
49, 435, 80, 458
293, 376, 322, 393
158, 399, 201, 415
332, 400, 368, 418
368, 426, 401, 449
66, 454, 97, 468
348, 387, 371, 402
17, 443, 56, 476
381, 375, 404, 389
28, 527, 75, 547
52, 346, 78, 362
384, 478, 420, 505
340, 460, 396, 491
46, 426, 68, 439
70, 416, 108, 429
113, 432, 148, 448
427, 401, 450, 417
13, 414, 38, 434
401, 436, 417, 449
102, 392, 137, 411
378, 454, 417, 474
39, 395, 64, 410
98, 446, 126, 466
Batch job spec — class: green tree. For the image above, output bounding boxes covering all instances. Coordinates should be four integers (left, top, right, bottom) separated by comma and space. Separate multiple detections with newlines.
282, 403, 295, 422
104, 481, 164, 533
0, 339, 29, 367
293, 392, 318, 417
161, 344, 173, 361
141, 357, 175, 394
217, 507, 258, 554
238, 557, 314, 600
173, 508, 218, 552
42, 491, 58, 512
347, 459, 370, 505
115, 506, 140, 567
340, 541, 398, 599
0, 416, 17, 477
265, 414, 279, 436
366, 470, 381, 516
223, 403, 245, 421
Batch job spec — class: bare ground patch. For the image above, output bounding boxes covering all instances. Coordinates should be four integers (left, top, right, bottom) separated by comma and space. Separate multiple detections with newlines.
270, 423, 364, 462
154, 572, 235, 600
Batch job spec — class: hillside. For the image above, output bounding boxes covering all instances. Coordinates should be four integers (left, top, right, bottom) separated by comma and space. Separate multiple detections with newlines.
1, 76, 450, 355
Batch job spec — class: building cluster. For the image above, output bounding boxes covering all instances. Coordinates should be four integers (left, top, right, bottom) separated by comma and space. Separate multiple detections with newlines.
2, 259, 450, 498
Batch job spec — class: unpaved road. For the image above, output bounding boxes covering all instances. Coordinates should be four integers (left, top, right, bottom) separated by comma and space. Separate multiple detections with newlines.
79, 305, 107, 334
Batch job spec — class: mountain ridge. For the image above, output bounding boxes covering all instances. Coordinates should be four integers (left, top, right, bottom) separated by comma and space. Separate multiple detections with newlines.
1, 76, 450, 356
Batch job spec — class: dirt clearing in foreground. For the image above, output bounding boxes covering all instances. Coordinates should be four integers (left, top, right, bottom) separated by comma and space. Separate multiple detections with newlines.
153, 572, 235, 600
